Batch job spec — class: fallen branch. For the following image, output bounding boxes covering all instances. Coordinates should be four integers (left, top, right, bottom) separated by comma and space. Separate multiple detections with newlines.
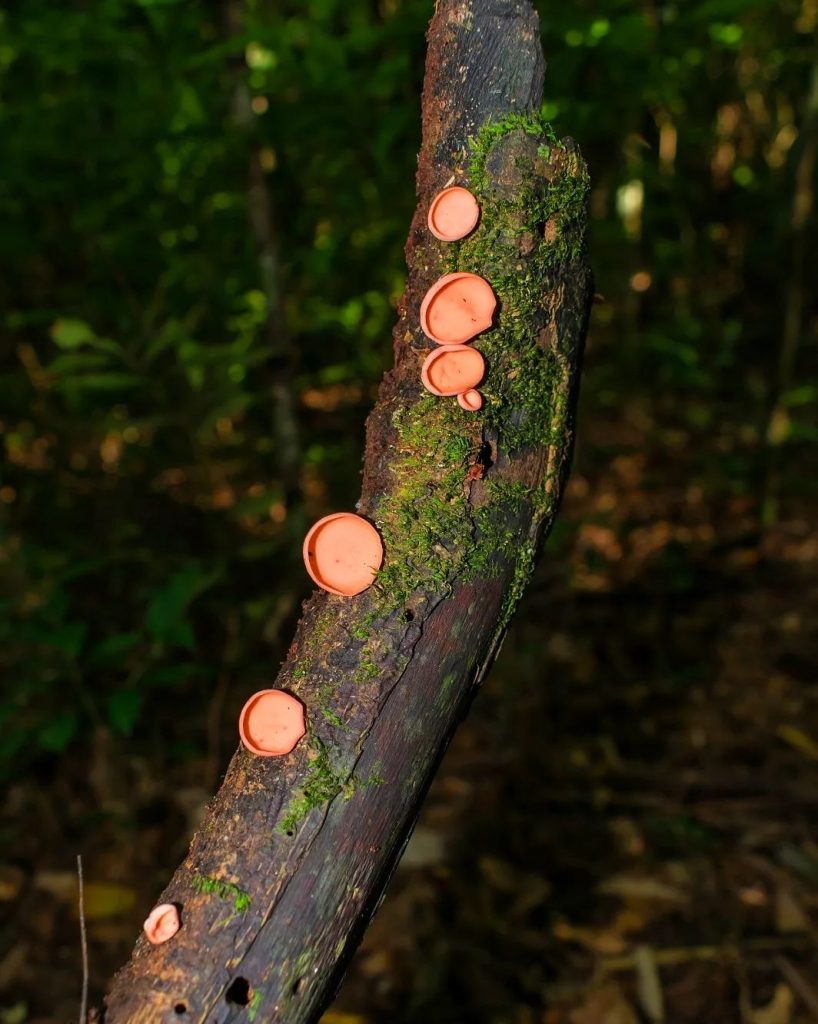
103, 1, 592, 1020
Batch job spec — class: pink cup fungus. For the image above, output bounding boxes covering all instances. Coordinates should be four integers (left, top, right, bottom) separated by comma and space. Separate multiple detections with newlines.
427, 186, 480, 241
143, 903, 180, 946
419, 272, 496, 346
457, 388, 483, 411
239, 689, 306, 757
421, 345, 485, 398
303, 512, 383, 596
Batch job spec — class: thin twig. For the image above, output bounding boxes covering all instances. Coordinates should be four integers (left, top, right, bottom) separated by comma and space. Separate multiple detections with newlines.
77, 854, 88, 1024
599, 934, 811, 973
775, 956, 818, 1018
762, 61, 818, 524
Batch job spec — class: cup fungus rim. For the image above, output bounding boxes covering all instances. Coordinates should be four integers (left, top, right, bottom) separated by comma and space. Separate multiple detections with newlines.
302, 512, 383, 597
457, 388, 484, 411
419, 271, 496, 346
420, 345, 486, 397
238, 688, 306, 757
143, 902, 181, 946
427, 186, 480, 242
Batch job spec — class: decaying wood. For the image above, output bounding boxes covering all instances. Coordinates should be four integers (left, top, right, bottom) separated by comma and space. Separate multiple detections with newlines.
102, 1, 592, 1021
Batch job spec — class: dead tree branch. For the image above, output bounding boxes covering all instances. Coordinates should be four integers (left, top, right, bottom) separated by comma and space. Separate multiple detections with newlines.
103, 1, 592, 1020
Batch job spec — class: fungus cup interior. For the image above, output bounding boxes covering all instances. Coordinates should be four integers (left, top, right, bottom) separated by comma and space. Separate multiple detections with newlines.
303, 512, 383, 596
421, 345, 485, 397
427, 186, 480, 241
239, 689, 305, 757
143, 903, 180, 945
419, 272, 496, 345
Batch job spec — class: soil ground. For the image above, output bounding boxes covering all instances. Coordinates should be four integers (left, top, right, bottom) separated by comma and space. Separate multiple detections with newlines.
2, 351, 816, 1024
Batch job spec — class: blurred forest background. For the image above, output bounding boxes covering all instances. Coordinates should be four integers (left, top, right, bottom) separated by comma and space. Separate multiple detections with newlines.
1, 0, 817, 1021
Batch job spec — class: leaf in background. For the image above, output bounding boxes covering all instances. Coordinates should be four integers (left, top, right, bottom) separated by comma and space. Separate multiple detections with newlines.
0, 1002, 28, 1024
35, 873, 136, 918
783, 385, 818, 407
749, 984, 795, 1024
106, 690, 142, 735
319, 1015, 369, 1024
38, 713, 79, 752
77, 881, 136, 919
570, 982, 638, 1024
50, 318, 96, 349
54, 372, 142, 393
138, 663, 203, 687
47, 352, 112, 376
145, 564, 220, 647
634, 945, 665, 1024
774, 887, 809, 933
88, 631, 142, 667
45, 621, 87, 658
161, 619, 195, 650
776, 724, 818, 761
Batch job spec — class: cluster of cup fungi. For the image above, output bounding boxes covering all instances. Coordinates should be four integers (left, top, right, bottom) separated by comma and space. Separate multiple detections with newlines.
143, 185, 494, 945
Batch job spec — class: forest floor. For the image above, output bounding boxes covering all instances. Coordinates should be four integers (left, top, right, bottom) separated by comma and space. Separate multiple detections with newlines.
2, 393, 817, 1024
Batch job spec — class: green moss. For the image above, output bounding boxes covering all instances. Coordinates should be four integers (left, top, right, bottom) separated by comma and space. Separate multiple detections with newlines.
439, 673, 457, 700
278, 110, 586, 826
247, 987, 264, 1019
248, 989, 263, 1022
468, 109, 559, 193
357, 648, 380, 680
460, 112, 589, 452
466, 479, 534, 577
360, 766, 384, 787
500, 540, 537, 629
341, 765, 385, 800
191, 873, 251, 914
277, 737, 348, 834
278, 739, 388, 832
369, 108, 586, 616
372, 396, 479, 607
287, 604, 351, 725
290, 604, 336, 684
345, 608, 377, 643
319, 706, 344, 727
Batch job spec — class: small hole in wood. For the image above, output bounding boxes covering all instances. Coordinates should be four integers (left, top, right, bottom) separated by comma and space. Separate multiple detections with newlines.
286, 829, 294, 837
403, 609, 414, 622
225, 977, 251, 1006
174, 1003, 186, 1015
477, 440, 493, 471
292, 976, 306, 996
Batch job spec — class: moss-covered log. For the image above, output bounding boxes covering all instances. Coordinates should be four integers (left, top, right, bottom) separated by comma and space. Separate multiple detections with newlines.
102, 1, 592, 1020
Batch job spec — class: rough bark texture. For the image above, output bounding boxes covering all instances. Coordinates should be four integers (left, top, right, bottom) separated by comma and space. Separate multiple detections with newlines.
102, 1, 592, 1021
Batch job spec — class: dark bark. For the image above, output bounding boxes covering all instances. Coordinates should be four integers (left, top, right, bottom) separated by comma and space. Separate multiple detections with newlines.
102, 2, 592, 1021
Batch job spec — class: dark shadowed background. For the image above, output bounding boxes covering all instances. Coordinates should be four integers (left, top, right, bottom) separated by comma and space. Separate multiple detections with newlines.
1, 1, 817, 1021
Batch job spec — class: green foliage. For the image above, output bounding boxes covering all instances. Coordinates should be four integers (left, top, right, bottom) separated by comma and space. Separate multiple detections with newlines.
0, 0, 815, 782
145, 565, 220, 649
0, 0, 427, 773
